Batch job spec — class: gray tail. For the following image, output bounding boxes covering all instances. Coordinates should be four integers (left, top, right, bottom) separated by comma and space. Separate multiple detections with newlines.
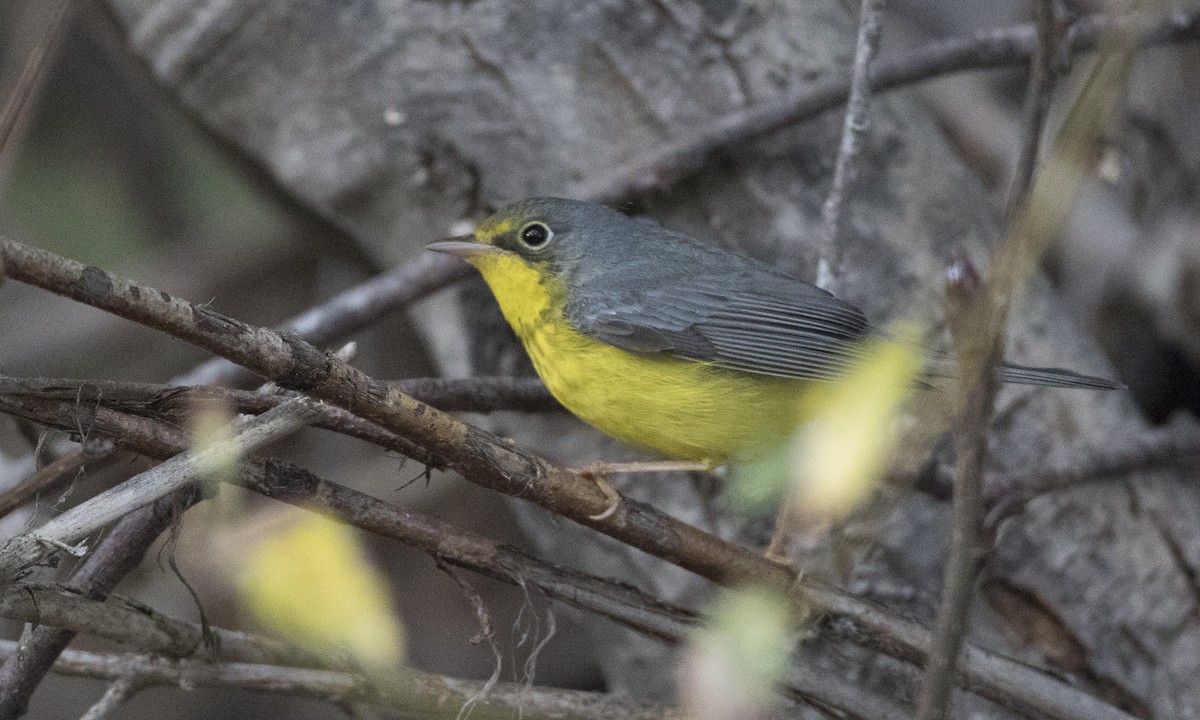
996, 363, 1124, 390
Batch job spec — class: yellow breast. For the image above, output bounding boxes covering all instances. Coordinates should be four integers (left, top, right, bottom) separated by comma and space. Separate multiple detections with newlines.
469, 254, 806, 462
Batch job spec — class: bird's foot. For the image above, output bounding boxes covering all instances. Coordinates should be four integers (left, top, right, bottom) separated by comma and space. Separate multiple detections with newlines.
573, 460, 719, 521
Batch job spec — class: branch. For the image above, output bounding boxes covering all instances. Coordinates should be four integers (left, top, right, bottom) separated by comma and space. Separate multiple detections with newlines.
77, 677, 146, 720
917, 254, 1001, 720
0, 450, 102, 521
0, 0, 71, 183
0, 585, 329, 669
819, 0, 887, 271
0, 640, 679, 720
0, 396, 323, 582
175, 252, 470, 387
919, 5, 1140, 718
0, 373, 559, 511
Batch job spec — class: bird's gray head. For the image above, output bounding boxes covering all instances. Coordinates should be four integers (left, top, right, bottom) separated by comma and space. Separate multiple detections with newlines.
427, 197, 661, 280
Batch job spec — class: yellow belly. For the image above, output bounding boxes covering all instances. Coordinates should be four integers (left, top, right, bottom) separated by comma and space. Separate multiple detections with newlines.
470, 254, 808, 462
524, 319, 806, 462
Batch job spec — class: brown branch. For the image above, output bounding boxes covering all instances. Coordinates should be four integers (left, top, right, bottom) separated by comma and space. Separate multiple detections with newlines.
819, 0, 887, 272
919, 4, 1144, 718
1005, 0, 1062, 221
0, 450, 100, 521
175, 252, 470, 388
917, 255, 1001, 720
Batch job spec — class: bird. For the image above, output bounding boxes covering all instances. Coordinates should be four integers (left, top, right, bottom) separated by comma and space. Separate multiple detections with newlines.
427, 197, 1120, 474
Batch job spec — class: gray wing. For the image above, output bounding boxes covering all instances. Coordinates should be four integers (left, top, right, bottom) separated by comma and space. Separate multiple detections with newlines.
567, 271, 873, 381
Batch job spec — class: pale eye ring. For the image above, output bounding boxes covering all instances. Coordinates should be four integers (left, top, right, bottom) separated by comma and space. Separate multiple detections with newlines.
518, 222, 553, 249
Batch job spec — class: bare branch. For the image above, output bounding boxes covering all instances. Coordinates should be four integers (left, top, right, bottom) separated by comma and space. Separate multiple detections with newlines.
76, 677, 146, 720
0, 0, 71, 185
918, 5, 1142, 718
0, 640, 680, 720
0, 396, 323, 582
0, 451, 98, 522
819, 0, 887, 274
917, 254, 1001, 720
0, 585, 329, 668
175, 252, 470, 388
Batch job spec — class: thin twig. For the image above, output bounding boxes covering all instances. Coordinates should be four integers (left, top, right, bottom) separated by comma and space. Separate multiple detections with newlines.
918, 4, 1140, 718
0, 640, 680, 720
916, 254, 1001, 720
77, 676, 146, 720
916, 3, 1060, 716
0, 396, 323, 582
0, 0, 72, 187
1005, 0, 1061, 221
0, 451, 95, 521
175, 252, 470, 387
819, 0, 887, 280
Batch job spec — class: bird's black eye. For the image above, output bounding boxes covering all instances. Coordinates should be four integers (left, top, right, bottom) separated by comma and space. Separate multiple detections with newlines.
518, 222, 553, 249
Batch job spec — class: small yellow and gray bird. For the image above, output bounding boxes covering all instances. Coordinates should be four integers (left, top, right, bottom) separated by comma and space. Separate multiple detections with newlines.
427, 198, 1120, 467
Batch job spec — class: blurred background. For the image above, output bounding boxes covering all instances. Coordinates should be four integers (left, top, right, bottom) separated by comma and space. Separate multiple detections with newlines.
1, 0, 1198, 718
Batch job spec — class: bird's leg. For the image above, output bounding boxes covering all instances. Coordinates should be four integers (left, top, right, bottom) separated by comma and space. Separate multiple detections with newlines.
580, 460, 717, 474
764, 500, 794, 562
573, 460, 720, 521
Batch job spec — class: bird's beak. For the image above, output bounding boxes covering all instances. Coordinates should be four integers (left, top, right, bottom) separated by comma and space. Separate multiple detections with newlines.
426, 234, 507, 258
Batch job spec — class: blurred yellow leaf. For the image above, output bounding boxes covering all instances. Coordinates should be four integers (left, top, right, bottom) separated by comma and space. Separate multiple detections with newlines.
187, 398, 239, 486
235, 508, 406, 669
681, 587, 792, 720
790, 332, 922, 519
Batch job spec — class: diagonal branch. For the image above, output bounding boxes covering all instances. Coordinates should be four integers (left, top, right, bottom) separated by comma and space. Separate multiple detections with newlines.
0, 396, 322, 582
819, 0, 887, 271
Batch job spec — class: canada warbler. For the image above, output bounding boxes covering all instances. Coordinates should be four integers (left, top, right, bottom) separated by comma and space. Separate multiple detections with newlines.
427, 198, 1120, 465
